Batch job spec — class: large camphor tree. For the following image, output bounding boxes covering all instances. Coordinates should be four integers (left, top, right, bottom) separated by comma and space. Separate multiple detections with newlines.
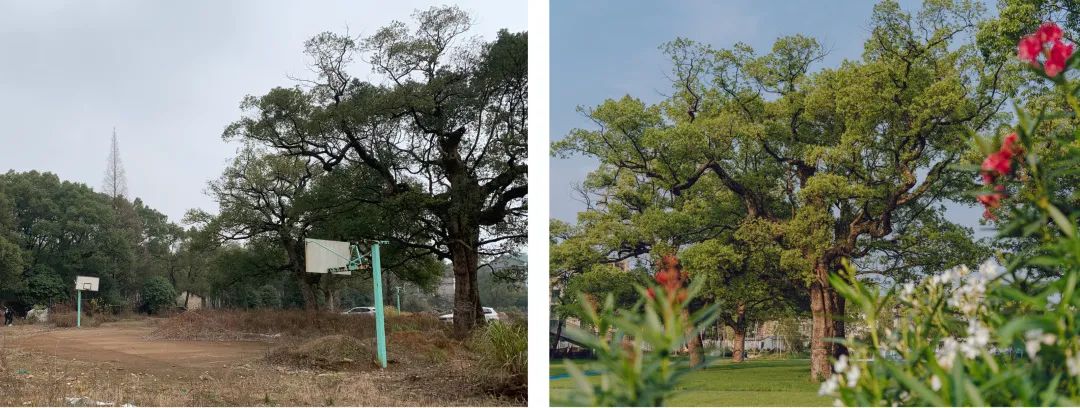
224, 6, 526, 335
554, 0, 1013, 379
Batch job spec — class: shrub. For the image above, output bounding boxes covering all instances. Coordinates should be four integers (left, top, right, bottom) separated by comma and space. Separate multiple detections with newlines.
21, 271, 66, 306
560, 254, 719, 406
141, 277, 176, 315
473, 320, 527, 393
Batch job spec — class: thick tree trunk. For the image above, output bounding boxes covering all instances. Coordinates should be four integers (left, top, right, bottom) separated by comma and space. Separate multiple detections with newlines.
450, 226, 483, 338
809, 254, 853, 380
810, 279, 831, 381
732, 303, 747, 363
732, 325, 747, 363
298, 273, 321, 312
830, 287, 847, 359
684, 308, 704, 366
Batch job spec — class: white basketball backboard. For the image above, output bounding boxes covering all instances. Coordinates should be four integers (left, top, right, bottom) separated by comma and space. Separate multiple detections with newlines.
305, 238, 352, 274
75, 276, 99, 291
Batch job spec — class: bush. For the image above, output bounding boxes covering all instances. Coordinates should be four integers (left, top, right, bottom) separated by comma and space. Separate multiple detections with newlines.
473, 320, 527, 393
21, 271, 66, 306
560, 254, 719, 406
141, 277, 176, 315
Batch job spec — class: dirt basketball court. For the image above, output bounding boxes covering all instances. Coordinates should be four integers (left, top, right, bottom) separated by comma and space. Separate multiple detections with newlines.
2, 320, 266, 376
0, 318, 513, 406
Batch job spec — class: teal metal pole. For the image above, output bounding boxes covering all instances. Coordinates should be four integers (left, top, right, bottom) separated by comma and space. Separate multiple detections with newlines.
77, 290, 82, 328
396, 286, 401, 312
372, 243, 387, 368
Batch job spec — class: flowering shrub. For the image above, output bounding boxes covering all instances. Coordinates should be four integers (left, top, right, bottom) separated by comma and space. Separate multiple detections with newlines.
822, 22, 1080, 406
560, 254, 718, 407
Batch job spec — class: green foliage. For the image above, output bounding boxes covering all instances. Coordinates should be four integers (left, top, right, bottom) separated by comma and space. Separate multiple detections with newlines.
21, 269, 66, 306
560, 281, 718, 406
827, 22, 1080, 405
557, 265, 648, 319
222, 6, 527, 331
553, 0, 1009, 379
473, 320, 528, 394
0, 170, 205, 312
141, 276, 176, 315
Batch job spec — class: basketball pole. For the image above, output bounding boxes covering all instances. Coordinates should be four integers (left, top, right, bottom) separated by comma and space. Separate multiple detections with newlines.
77, 289, 82, 328
372, 242, 388, 368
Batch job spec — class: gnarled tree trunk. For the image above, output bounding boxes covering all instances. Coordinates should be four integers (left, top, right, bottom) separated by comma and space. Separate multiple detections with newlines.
449, 222, 483, 338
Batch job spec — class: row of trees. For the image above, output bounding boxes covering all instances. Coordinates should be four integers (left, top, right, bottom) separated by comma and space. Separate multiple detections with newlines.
551, 0, 1042, 379
0, 170, 195, 311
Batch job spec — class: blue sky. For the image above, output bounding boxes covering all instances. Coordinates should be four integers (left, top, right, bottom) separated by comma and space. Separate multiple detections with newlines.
549, 0, 991, 236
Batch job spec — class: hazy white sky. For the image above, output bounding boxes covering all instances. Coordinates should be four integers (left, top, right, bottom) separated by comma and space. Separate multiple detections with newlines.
0, 0, 526, 222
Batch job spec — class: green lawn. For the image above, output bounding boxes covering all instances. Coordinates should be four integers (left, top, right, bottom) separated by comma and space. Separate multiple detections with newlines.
550, 358, 832, 406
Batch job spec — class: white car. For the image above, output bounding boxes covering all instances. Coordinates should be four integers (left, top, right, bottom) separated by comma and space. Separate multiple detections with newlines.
440, 307, 499, 322
342, 306, 376, 315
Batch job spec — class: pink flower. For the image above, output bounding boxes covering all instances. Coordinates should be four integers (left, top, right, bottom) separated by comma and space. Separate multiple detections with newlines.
1037, 22, 1063, 43
982, 150, 1013, 176
1018, 35, 1043, 63
1045, 40, 1073, 77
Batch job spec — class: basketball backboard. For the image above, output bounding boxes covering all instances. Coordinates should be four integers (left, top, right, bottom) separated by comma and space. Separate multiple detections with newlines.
75, 276, 99, 291
305, 238, 352, 274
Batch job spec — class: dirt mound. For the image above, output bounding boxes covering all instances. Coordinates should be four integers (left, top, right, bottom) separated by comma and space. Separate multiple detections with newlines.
267, 335, 377, 370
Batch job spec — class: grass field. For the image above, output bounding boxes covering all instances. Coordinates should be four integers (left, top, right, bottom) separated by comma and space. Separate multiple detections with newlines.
550, 358, 832, 406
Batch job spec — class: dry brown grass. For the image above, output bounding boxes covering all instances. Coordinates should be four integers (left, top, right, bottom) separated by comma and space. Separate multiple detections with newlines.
266, 335, 376, 370
0, 347, 514, 406
149, 309, 444, 342
49, 312, 102, 328
0, 309, 525, 406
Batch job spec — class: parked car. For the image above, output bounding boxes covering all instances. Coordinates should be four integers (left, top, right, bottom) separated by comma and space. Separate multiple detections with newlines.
439, 307, 499, 322
342, 306, 376, 315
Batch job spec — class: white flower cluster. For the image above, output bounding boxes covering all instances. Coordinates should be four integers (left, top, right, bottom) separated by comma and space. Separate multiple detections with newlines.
940, 261, 1000, 318
934, 320, 991, 370
824, 259, 1080, 406
819, 355, 860, 397
1024, 329, 1058, 361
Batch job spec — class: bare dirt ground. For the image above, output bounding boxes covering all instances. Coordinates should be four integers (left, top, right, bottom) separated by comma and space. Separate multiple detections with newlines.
0, 319, 515, 406
3, 320, 266, 376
